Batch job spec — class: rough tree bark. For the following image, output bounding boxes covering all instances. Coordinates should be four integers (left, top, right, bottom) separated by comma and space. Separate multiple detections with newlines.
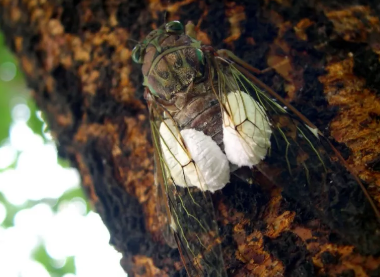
1, 0, 380, 276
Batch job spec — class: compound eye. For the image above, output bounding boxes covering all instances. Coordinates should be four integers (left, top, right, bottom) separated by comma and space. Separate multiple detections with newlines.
132, 45, 143, 63
165, 21, 184, 33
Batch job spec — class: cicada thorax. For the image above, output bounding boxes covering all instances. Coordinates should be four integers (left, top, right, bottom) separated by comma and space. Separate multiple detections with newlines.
142, 33, 204, 100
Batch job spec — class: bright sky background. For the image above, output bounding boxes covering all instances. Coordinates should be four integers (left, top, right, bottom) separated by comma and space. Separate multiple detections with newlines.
0, 58, 127, 276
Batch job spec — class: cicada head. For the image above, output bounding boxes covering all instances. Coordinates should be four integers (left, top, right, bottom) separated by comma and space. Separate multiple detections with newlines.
132, 21, 204, 101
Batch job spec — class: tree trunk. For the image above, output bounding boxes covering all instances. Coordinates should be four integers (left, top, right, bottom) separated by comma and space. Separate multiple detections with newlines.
1, 0, 380, 276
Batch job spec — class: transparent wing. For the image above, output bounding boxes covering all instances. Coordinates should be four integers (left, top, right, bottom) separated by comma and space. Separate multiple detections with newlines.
211, 55, 380, 255
153, 139, 178, 249
147, 94, 227, 277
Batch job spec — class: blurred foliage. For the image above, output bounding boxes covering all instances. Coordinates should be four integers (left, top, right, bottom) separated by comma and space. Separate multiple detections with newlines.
0, 31, 89, 276
0, 32, 15, 143
27, 98, 46, 141
33, 245, 76, 276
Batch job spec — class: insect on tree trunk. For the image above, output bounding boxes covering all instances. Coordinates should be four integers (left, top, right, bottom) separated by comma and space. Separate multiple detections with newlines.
1, 0, 380, 276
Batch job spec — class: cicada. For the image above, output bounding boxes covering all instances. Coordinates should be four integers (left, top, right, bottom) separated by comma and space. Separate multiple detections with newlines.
132, 20, 380, 276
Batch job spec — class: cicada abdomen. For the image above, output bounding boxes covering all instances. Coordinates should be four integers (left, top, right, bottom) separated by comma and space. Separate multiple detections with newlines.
132, 20, 380, 276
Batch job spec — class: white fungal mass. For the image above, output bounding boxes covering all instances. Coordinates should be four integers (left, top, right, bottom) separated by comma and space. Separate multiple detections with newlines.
223, 91, 272, 167
159, 120, 230, 192
159, 91, 272, 192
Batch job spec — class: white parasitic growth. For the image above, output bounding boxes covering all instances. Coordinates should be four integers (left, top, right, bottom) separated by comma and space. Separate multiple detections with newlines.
223, 91, 272, 167
159, 90, 272, 192
159, 119, 230, 192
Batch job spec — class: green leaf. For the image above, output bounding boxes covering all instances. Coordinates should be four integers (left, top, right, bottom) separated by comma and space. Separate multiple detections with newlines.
0, 82, 12, 143
27, 99, 45, 138
63, 256, 76, 275
0, 31, 27, 143
0, 192, 18, 228
32, 245, 76, 276
57, 157, 72, 168
53, 187, 90, 214
0, 32, 24, 82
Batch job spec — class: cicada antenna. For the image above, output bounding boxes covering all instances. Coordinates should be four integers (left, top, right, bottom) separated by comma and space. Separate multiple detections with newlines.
128, 38, 140, 44
164, 10, 169, 24
163, 0, 171, 24
127, 38, 140, 48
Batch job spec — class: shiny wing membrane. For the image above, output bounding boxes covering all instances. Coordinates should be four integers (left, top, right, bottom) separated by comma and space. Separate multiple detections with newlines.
147, 95, 227, 277
211, 54, 380, 255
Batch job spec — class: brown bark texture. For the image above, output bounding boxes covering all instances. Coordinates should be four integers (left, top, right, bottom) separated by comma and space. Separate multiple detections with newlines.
1, 0, 380, 276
